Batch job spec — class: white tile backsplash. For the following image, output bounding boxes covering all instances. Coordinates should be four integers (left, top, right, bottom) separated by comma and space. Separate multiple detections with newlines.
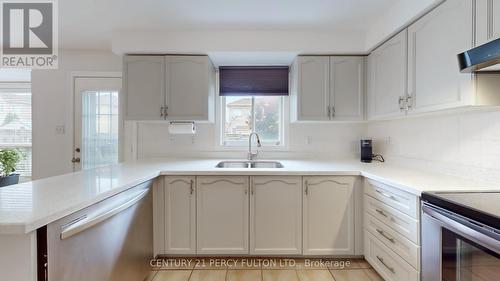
367, 109, 500, 182
135, 122, 366, 160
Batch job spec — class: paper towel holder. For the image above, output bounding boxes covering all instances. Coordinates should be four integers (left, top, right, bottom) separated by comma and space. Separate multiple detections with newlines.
168, 121, 196, 134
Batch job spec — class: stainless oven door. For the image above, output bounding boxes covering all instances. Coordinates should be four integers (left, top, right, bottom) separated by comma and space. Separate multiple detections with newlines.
422, 203, 500, 281
46, 180, 153, 281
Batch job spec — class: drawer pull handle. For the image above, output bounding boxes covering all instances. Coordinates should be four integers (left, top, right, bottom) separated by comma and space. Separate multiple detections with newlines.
377, 256, 395, 274
376, 229, 395, 244
375, 189, 398, 202
375, 209, 388, 217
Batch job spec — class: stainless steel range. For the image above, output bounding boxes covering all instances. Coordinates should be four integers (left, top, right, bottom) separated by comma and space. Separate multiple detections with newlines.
421, 192, 500, 281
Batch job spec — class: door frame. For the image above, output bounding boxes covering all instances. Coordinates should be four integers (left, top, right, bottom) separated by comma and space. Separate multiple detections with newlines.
70, 72, 122, 171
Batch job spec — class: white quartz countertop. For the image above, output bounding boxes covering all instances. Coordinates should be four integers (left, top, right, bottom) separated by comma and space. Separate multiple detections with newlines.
1, 158, 499, 234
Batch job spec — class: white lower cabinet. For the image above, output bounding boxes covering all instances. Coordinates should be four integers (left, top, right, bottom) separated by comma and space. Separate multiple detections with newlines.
365, 231, 419, 281
303, 176, 355, 255
196, 176, 249, 255
250, 176, 302, 255
364, 179, 421, 280
164, 176, 196, 255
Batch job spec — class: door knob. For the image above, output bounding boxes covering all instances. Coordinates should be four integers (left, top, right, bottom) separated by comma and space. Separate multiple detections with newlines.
71, 157, 81, 163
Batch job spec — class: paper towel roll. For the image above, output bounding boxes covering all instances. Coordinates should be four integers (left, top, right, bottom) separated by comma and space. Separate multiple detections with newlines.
168, 122, 196, 134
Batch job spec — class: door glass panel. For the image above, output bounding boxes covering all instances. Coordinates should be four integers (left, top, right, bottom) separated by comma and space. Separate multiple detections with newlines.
442, 228, 500, 281
81, 90, 119, 170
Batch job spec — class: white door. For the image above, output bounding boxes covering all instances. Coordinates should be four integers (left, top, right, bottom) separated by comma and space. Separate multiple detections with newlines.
196, 176, 249, 255
407, 0, 473, 113
123, 56, 165, 120
250, 176, 302, 255
295, 56, 330, 121
367, 30, 408, 120
164, 176, 196, 255
330, 56, 364, 121
73, 77, 121, 171
165, 56, 213, 120
303, 176, 355, 255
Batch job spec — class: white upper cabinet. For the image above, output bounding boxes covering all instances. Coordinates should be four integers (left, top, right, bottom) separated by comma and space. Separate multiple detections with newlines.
291, 56, 365, 122
475, 0, 500, 46
367, 30, 408, 120
164, 176, 196, 255
303, 176, 355, 256
291, 56, 330, 121
123, 56, 165, 120
196, 176, 249, 255
165, 56, 215, 121
249, 176, 302, 255
330, 57, 365, 121
407, 0, 474, 113
123, 55, 215, 121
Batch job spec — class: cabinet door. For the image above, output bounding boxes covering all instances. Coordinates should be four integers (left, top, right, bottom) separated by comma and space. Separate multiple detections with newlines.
303, 176, 355, 255
475, 0, 500, 46
165, 56, 214, 121
196, 176, 249, 255
123, 56, 165, 120
294, 56, 330, 121
164, 176, 196, 255
330, 57, 364, 120
367, 30, 407, 120
250, 176, 302, 255
408, 0, 474, 113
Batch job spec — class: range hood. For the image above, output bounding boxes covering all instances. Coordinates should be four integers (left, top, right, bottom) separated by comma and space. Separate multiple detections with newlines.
458, 38, 500, 72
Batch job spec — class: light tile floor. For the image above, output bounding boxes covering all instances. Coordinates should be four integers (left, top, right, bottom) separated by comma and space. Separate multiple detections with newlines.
145, 258, 384, 281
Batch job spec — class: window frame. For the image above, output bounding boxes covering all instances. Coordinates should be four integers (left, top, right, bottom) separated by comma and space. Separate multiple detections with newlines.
0, 82, 32, 179
216, 94, 289, 151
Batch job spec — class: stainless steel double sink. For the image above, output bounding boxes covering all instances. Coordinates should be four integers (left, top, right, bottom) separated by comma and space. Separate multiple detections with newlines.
215, 160, 284, 169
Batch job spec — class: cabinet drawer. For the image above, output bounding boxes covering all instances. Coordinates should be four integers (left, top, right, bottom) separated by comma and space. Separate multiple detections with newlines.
365, 179, 420, 219
364, 195, 419, 244
364, 230, 419, 281
364, 212, 420, 269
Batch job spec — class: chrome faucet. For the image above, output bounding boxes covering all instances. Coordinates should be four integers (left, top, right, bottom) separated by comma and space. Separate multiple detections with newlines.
247, 132, 262, 160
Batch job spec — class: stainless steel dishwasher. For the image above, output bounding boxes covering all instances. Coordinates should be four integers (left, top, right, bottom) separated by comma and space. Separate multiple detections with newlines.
37, 180, 153, 281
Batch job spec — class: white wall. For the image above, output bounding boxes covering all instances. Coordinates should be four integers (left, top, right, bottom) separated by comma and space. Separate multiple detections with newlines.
31, 50, 122, 179
367, 109, 500, 182
112, 29, 367, 55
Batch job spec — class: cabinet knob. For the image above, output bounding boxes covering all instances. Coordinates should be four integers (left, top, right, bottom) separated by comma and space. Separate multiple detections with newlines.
405, 95, 413, 110
398, 96, 405, 111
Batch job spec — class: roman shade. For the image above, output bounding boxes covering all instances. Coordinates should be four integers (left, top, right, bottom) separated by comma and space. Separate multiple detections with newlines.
219, 66, 289, 96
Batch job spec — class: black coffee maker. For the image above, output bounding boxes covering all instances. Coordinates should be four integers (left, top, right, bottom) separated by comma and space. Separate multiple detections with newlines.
360, 139, 373, 163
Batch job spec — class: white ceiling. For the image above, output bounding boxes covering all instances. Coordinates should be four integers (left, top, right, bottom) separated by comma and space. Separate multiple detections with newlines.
60, 0, 399, 50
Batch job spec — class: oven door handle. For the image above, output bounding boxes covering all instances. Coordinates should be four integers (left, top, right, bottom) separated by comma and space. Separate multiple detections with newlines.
60, 189, 149, 240
423, 204, 500, 254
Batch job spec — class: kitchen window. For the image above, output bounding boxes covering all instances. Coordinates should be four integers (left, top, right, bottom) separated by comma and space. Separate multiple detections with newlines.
0, 83, 32, 179
218, 66, 288, 147
221, 96, 284, 146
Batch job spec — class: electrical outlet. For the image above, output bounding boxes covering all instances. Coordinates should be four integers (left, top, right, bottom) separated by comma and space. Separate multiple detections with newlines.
191, 136, 196, 144
56, 125, 65, 134
306, 136, 312, 145
169, 136, 175, 144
